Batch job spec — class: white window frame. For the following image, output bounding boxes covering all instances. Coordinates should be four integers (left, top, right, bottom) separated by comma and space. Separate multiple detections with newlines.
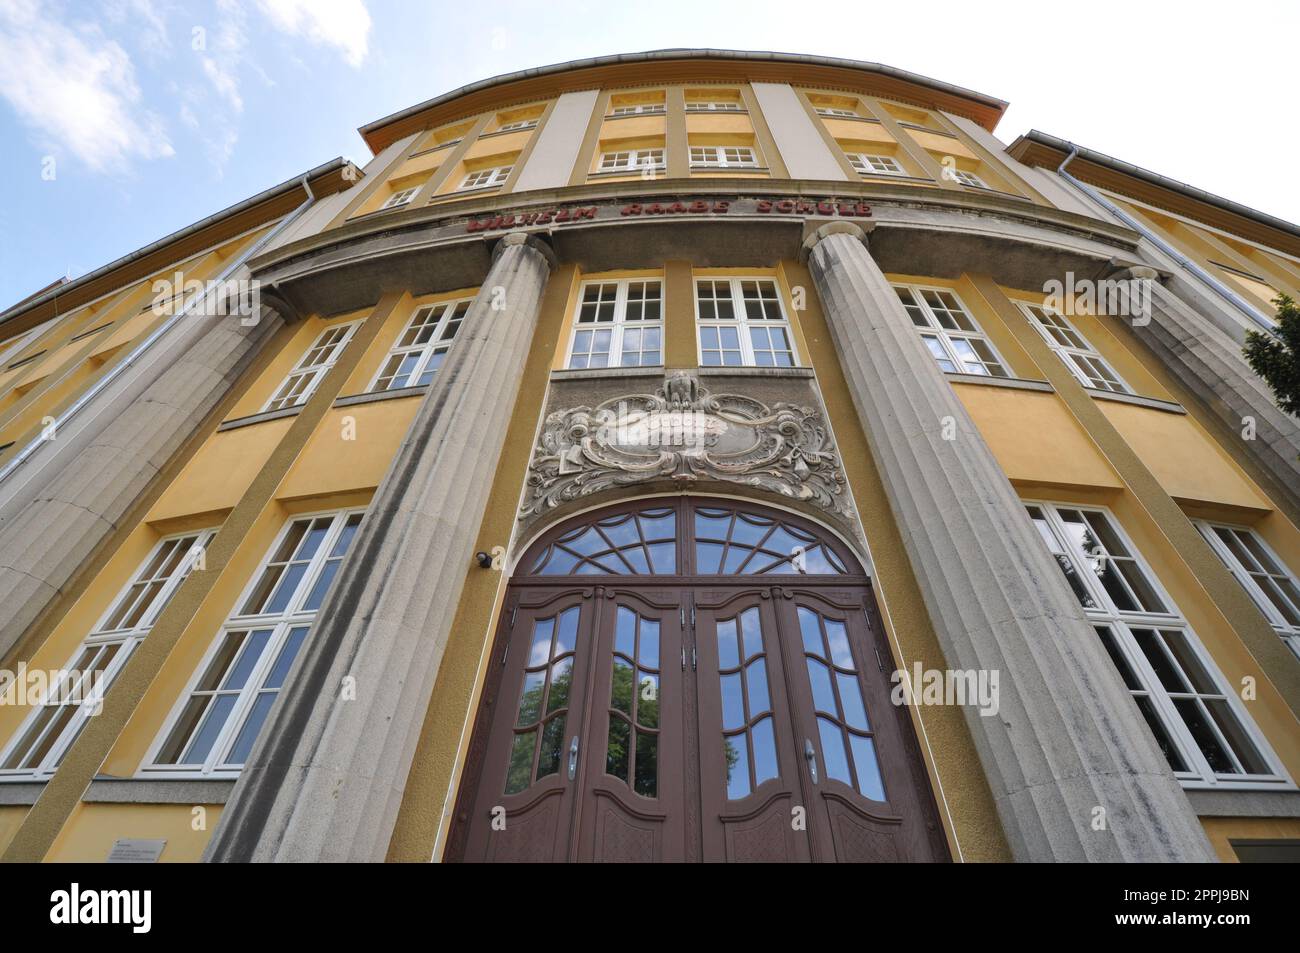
1026, 501, 1288, 789
142, 509, 365, 779
496, 119, 538, 132
892, 283, 1009, 378
685, 101, 744, 112
596, 149, 665, 174
380, 187, 418, 210
0, 530, 215, 780
261, 322, 358, 413
694, 277, 798, 368
563, 279, 664, 369
369, 298, 472, 392
458, 165, 512, 191
1019, 301, 1132, 394
815, 107, 859, 118
951, 169, 989, 188
847, 153, 905, 176
608, 103, 665, 117
1195, 520, 1300, 661
689, 145, 759, 169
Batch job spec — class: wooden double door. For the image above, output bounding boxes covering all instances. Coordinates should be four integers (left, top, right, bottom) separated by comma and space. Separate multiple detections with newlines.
447, 499, 948, 863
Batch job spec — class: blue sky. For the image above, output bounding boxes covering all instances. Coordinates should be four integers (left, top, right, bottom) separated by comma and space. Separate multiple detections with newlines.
0, 0, 1296, 308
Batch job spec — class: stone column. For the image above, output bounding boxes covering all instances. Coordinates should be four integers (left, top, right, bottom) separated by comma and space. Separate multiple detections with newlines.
1110, 264, 1300, 502
205, 232, 556, 862
0, 304, 285, 662
803, 222, 1215, 862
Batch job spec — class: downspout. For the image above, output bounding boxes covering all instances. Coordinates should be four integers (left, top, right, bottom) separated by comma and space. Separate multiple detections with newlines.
1055, 145, 1277, 335
0, 175, 319, 486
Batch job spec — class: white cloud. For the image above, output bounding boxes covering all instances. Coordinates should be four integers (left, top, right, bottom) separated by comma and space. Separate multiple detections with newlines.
199, 2, 248, 117
103, 0, 170, 58
0, 0, 173, 172
256, 0, 370, 67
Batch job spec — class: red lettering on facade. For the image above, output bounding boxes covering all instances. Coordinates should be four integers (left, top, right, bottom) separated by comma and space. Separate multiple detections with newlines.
467, 197, 871, 232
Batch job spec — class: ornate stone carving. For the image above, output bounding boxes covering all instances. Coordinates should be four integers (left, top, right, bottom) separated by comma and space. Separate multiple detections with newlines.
523, 372, 853, 519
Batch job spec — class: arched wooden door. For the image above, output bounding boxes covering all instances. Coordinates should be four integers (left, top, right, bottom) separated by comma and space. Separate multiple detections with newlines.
447, 498, 949, 863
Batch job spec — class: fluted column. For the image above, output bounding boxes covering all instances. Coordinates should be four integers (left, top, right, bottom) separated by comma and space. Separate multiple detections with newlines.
803, 223, 1214, 862
0, 303, 285, 662
1110, 264, 1300, 501
206, 232, 556, 862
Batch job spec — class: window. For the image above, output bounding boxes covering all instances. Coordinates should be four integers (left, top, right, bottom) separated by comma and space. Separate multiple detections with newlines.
950, 169, 988, 188
695, 278, 796, 367
263, 322, 357, 413
380, 187, 418, 210
1026, 503, 1282, 787
686, 101, 744, 112
597, 149, 665, 174
6, 349, 45, 370
0, 530, 214, 779
565, 280, 662, 369
892, 284, 1008, 377
497, 120, 537, 132
148, 510, 364, 776
1020, 302, 1131, 394
847, 153, 905, 176
0, 318, 56, 368
372, 298, 471, 391
459, 166, 512, 190
1196, 522, 1300, 661
609, 103, 665, 117
689, 146, 758, 169
816, 107, 858, 118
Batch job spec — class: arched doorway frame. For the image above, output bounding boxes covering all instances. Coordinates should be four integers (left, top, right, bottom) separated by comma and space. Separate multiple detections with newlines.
503, 488, 873, 579
443, 493, 950, 862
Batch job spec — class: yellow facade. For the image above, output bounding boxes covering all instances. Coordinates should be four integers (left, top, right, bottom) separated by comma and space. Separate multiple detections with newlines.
1, 51, 1297, 865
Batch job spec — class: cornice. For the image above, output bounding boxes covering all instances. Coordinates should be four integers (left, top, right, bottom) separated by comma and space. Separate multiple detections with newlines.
0, 159, 363, 338
249, 177, 1140, 279
358, 49, 1009, 153
1008, 132, 1300, 258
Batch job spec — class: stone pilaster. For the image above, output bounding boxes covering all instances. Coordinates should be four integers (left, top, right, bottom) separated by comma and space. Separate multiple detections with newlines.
803, 223, 1215, 862
0, 306, 285, 663
205, 232, 556, 862
1110, 264, 1300, 503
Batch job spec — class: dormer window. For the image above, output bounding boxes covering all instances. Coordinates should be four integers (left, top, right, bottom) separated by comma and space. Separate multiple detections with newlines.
689, 146, 757, 169
459, 166, 512, 190
847, 153, 905, 176
380, 187, 419, 210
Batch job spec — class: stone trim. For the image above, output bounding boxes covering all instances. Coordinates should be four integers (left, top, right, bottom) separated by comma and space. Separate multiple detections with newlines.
85, 777, 235, 804
550, 366, 665, 382
1087, 389, 1186, 415
333, 386, 427, 408
1186, 788, 1300, 818
216, 405, 303, 431
0, 781, 44, 805
696, 366, 816, 379
945, 373, 1054, 393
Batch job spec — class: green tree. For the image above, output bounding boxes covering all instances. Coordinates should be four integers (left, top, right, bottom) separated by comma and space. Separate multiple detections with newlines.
1244, 294, 1300, 418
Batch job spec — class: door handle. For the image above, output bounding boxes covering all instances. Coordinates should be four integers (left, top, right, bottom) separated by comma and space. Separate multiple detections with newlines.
567, 735, 580, 780
804, 738, 819, 785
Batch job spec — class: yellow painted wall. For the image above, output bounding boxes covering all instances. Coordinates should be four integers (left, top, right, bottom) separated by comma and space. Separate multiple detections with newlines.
1202, 817, 1300, 862
44, 802, 224, 862
954, 384, 1123, 490
147, 420, 293, 522
0, 805, 28, 854
1098, 402, 1271, 510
